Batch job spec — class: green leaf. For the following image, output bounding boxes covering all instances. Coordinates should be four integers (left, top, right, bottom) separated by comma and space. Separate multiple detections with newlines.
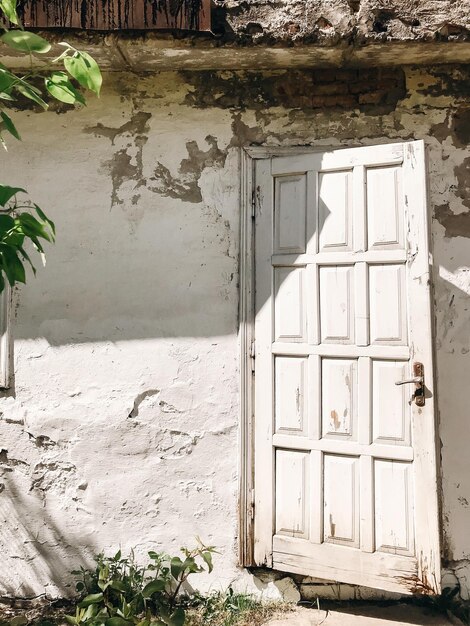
15, 83, 48, 109
170, 557, 184, 580
142, 579, 166, 598
1, 247, 25, 284
78, 592, 104, 607
0, 0, 18, 24
3, 229, 24, 248
167, 609, 185, 626
83, 604, 98, 620
34, 205, 55, 236
10, 617, 28, 626
0, 184, 25, 206
113, 549, 122, 561
182, 557, 200, 574
0, 216, 15, 235
202, 551, 213, 573
45, 72, 86, 106
148, 551, 161, 560
18, 212, 52, 241
1, 30, 51, 54
0, 68, 16, 94
109, 580, 127, 592
105, 618, 133, 626
97, 579, 112, 591
1, 111, 20, 140
64, 617, 78, 626
29, 235, 45, 254
64, 51, 102, 96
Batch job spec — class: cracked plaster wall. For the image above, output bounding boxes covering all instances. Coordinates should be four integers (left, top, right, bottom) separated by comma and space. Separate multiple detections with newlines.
1, 65, 470, 599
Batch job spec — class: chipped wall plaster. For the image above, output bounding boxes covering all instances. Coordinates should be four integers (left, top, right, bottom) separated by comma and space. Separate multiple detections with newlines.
214, 0, 470, 44
1, 65, 470, 599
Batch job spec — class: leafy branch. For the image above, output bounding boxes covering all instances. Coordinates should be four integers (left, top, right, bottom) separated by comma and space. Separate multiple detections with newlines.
0, 185, 55, 291
0, 0, 102, 291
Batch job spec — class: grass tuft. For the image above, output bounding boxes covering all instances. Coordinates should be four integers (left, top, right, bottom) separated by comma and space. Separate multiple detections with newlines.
184, 590, 293, 626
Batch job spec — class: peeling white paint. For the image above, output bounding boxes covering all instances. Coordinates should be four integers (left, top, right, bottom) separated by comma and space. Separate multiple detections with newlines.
0, 67, 470, 599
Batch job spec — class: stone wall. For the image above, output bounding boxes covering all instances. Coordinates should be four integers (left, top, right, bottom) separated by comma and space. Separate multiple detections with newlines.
1, 64, 470, 599
214, 0, 470, 43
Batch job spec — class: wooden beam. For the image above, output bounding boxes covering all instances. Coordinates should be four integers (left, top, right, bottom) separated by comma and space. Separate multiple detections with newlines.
18, 0, 211, 31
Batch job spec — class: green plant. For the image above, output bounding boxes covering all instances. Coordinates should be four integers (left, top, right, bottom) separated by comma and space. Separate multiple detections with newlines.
183, 588, 291, 626
0, 0, 102, 291
0, 186, 55, 291
67, 541, 217, 626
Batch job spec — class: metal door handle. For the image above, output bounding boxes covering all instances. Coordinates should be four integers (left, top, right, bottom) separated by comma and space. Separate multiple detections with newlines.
394, 362, 425, 407
395, 376, 423, 386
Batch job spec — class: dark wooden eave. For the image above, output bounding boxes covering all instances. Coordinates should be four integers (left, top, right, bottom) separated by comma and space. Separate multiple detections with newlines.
17, 0, 211, 31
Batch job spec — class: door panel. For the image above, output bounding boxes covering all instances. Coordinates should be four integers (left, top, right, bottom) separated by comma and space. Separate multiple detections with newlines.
366, 165, 404, 250
374, 460, 414, 556
372, 360, 410, 445
319, 266, 355, 344
275, 449, 310, 538
274, 175, 307, 254
323, 454, 360, 547
318, 170, 353, 251
321, 358, 357, 439
253, 141, 440, 594
274, 267, 306, 342
274, 356, 308, 435
369, 264, 407, 345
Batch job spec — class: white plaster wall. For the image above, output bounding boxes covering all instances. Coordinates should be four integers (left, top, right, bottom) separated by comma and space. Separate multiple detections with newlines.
0, 77, 245, 597
1, 67, 470, 599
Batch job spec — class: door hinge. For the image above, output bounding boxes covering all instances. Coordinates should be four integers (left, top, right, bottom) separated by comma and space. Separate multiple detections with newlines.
251, 190, 256, 219
250, 488, 255, 520
250, 340, 256, 373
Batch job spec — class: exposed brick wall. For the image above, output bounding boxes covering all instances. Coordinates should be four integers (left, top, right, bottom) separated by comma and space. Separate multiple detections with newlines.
184, 67, 406, 112
277, 68, 406, 110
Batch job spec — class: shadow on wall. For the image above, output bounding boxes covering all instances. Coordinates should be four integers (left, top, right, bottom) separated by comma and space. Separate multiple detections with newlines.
0, 471, 98, 597
10, 143, 328, 346
433, 252, 470, 566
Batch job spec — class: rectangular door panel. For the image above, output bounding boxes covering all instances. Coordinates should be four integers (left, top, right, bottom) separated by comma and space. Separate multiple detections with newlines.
275, 356, 308, 436
274, 267, 306, 342
321, 358, 357, 439
372, 360, 411, 445
323, 454, 360, 547
319, 170, 353, 252
369, 264, 407, 345
274, 175, 307, 254
275, 449, 310, 539
320, 265, 355, 344
375, 460, 414, 556
367, 166, 404, 250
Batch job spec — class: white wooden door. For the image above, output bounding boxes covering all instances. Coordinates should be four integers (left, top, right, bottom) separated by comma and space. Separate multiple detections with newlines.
253, 141, 441, 594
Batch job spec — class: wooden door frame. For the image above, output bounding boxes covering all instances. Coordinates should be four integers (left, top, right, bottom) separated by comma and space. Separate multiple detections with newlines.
238, 144, 442, 583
